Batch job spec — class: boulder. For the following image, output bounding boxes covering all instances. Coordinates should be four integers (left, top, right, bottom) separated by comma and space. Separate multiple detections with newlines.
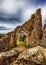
0, 49, 19, 65
11, 46, 46, 65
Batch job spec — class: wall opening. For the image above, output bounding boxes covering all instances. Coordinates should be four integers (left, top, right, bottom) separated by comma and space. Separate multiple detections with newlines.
17, 30, 27, 46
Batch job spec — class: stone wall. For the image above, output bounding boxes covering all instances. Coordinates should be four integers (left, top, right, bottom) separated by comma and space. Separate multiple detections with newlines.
43, 24, 46, 41
0, 8, 45, 51
41, 24, 46, 47
29, 9, 43, 46
13, 9, 43, 46
0, 35, 11, 52
0, 34, 5, 39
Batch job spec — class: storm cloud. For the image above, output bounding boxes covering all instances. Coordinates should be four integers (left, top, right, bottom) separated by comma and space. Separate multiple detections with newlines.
0, 0, 46, 33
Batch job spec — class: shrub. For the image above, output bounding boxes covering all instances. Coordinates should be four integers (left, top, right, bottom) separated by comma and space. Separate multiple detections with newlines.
22, 35, 27, 41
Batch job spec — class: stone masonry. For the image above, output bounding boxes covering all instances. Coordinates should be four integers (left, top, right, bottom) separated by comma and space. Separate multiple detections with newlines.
0, 8, 46, 51
41, 24, 46, 47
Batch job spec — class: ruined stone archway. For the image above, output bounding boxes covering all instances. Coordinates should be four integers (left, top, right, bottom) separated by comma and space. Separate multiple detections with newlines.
17, 30, 26, 41
15, 27, 29, 46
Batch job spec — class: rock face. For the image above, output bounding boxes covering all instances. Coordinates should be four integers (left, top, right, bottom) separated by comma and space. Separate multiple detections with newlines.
11, 46, 46, 65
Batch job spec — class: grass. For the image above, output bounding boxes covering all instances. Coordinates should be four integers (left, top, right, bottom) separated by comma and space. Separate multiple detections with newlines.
17, 40, 31, 48
10, 39, 31, 50
17, 40, 26, 46
25, 45, 31, 48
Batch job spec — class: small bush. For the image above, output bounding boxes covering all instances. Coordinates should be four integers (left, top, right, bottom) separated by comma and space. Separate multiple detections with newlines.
22, 35, 27, 41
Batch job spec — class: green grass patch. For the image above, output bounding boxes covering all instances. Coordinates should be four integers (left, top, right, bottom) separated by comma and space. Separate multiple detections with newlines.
25, 45, 31, 48
17, 40, 26, 46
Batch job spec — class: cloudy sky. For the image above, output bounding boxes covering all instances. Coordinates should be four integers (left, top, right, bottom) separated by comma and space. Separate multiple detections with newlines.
0, 0, 46, 33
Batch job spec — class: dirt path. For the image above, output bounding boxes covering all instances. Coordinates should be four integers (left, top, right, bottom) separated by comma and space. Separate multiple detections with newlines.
12, 46, 27, 52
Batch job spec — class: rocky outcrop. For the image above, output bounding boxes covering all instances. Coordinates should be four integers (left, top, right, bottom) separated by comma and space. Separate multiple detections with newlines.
11, 46, 46, 65
0, 31, 16, 52
0, 49, 19, 65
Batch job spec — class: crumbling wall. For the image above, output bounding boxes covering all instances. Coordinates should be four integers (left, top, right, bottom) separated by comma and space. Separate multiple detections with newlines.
29, 9, 43, 46
0, 35, 10, 52
14, 9, 43, 46
41, 24, 46, 47
0, 9, 43, 51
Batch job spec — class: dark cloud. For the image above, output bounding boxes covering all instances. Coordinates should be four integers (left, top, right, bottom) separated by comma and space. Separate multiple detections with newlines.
0, 0, 46, 24
0, 26, 10, 30
0, 0, 46, 33
0, 9, 23, 24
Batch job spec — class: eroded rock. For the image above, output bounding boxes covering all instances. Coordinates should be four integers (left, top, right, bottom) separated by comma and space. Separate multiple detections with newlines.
0, 49, 19, 65
11, 46, 46, 65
